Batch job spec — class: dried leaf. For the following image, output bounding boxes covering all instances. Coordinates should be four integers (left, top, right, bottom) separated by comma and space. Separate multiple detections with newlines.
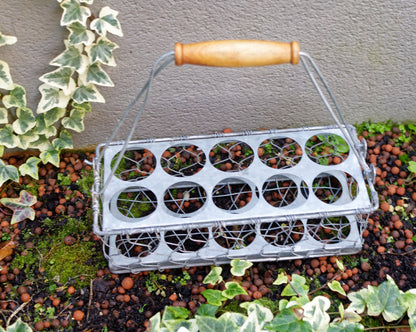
0, 240, 16, 261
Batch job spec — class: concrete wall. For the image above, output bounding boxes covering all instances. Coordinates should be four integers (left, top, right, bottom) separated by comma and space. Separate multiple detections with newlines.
1, 0, 415, 147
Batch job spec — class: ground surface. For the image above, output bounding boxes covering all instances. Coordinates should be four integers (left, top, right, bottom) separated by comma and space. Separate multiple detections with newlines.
0, 124, 416, 331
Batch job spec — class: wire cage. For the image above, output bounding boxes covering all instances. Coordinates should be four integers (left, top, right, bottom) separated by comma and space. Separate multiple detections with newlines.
91, 40, 378, 272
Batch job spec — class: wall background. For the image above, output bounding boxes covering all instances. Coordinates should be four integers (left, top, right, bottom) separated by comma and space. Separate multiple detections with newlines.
1, 0, 415, 147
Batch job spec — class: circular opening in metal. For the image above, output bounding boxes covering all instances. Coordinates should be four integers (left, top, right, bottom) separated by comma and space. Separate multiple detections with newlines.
115, 232, 159, 258
307, 216, 351, 244
209, 140, 254, 172
213, 224, 256, 250
164, 182, 207, 216
305, 133, 349, 165
161, 144, 206, 177
212, 178, 258, 212
260, 220, 304, 246
312, 172, 358, 204
262, 175, 308, 208
116, 187, 157, 219
258, 137, 302, 169
164, 228, 209, 252
111, 148, 156, 181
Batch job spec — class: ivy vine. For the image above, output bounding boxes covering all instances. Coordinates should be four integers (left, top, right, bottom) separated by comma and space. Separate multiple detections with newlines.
0, 0, 122, 187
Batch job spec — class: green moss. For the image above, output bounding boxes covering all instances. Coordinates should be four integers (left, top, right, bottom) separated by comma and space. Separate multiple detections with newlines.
11, 216, 105, 289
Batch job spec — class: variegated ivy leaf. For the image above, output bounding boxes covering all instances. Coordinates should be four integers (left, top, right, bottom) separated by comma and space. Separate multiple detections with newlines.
16, 130, 39, 150
0, 190, 37, 224
43, 107, 67, 127
60, 0, 91, 26
0, 60, 14, 90
12, 108, 36, 135
62, 108, 86, 132
37, 84, 71, 113
52, 130, 73, 151
0, 124, 19, 148
39, 67, 76, 95
19, 156, 41, 180
0, 108, 8, 124
49, 42, 88, 73
0, 159, 19, 187
85, 37, 118, 66
0, 32, 17, 47
72, 84, 105, 104
230, 259, 253, 277
35, 114, 58, 138
2, 84, 26, 109
29, 135, 52, 151
67, 22, 95, 45
73, 101, 91, 112
79, 62, 114, 87
40, 146, 61, 167
90, 6, 123, 37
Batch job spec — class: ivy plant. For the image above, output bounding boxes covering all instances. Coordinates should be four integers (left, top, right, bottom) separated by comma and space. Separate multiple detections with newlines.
150, 259, 416, 332
0, 0, 122, 190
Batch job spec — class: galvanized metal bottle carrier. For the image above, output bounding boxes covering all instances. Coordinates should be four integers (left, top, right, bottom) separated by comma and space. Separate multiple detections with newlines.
91, 40, 378, 273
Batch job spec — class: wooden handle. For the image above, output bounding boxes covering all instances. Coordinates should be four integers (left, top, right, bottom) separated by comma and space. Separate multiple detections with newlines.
175, 40, 300, 67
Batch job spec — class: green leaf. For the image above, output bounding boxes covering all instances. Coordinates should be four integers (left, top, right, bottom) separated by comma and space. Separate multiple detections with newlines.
221, 312, 246, 328
61, 108, 85, 133
327, 320, 364, 332
196, 315, 239, 332
12, 108, 36, 135
222, 281, 247, 299
19, 157, 41, 180
3, 318, 33, 332
0, 60, 14, 90
60, 0, 91, 26
273, 272, 288, 286
266, 308, 313, 332
16, 129, 39, 150
0, 32, 17, 47
408, 161, 416, 174
67, 22, 95, 45
40, 146, 61, 167
281, 274, 309, 297
0, 145, 4, 157
347, 291, 367, 315
80, 62, 114, 86
43, 107, 67, 127
201, 289, 227, 307
0, 124, 19, 148
162, 306, 190, 321
90, 6, 123, 37
196, 304, 219, 317
35, 114, 58, 138
203, 266, 223, 285
49, 42, 88, 73
230, 259, 253, 277
72, 102, 91, 112
39, 67, 76, 95
335, 259, 345, 272
52, 130, 73, 151
362, 275, 406, 322
302, 296, 331, 332
328, 280, 347, 296
240, 302, 274, 326
0, 108, 8, 124
29, 135, 52, 151
0, 159, 19, 187
0, 190, 37, 224
37, 84, 71, 114
2, 84, 26, 109
85, 37, 118, 66
72, 84, 105, 104
149, 312, 162, 332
